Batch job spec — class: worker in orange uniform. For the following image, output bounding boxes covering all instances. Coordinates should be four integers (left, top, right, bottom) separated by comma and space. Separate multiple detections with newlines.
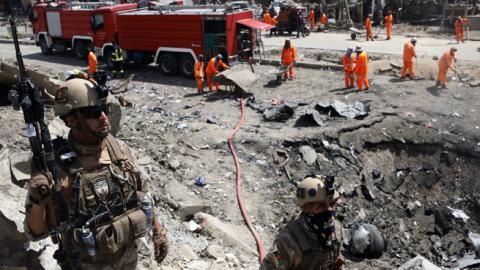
355, 46, 369, 91
281, 39, 296, 80
401, 38, 417, 80
342, 47, 355, 88
385, 11, 393, 40
205, 54, 229, 92
309, 8, 315, 31
366, 14, 373, 41
87, 48, 97, 76
194, 54, 205, 93
318, 12, 327, 31
436, 47, 458, 88
263, 11, 271, 25
454, 16, 468, 43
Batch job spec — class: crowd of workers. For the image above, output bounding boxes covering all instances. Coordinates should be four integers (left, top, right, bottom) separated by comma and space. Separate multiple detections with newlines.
84, 9, 468, 94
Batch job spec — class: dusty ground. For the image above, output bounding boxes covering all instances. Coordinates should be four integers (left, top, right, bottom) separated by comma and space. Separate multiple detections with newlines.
0, 24, 480, 270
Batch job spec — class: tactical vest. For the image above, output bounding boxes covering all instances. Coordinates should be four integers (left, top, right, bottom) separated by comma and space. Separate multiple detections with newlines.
111, 48, 123, 62
53, 135, 148, 264
286, 219, 342, 270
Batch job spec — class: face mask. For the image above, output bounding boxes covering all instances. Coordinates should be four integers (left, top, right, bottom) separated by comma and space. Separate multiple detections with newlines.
306, 210, 337, 247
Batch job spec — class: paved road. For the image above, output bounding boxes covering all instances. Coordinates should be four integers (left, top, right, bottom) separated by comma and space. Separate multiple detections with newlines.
262, 31, 480, 61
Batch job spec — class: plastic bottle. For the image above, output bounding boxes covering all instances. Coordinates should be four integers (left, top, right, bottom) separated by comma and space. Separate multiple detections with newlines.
141, 196, 153, 231
81, 227, 96, 256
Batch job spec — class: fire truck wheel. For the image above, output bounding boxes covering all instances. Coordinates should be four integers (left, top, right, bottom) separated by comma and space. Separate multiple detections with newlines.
158, 54, 178, 76
179, 55, 194, 78
39, 38, 52, 55
74, 41, 89, 60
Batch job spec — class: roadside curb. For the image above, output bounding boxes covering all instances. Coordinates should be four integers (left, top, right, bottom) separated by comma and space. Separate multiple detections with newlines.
0, 38, 35, 45
260, 58, 342, 71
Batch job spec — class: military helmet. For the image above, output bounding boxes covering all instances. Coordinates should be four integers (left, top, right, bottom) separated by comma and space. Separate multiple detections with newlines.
54, 78, 107, 117
296, 175, 340, 207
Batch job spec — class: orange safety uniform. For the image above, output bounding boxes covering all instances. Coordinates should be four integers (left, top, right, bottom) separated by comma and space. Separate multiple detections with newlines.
355, 51, 369, 90
454, 17, 468, 43
437, 50, 456, 87
342, 54, 355, 88
319, 14, 327, 29
88, 51, 97, 75
281, 46, 296, 79
270, 17, 278, 26
205, 57, 229, 91
401, 40, 416, 79
263, 13, 271, 25
385, 14, 393, 39
365, 17, 373, 41
309, 10, 315, 30
194, 59, 204, 93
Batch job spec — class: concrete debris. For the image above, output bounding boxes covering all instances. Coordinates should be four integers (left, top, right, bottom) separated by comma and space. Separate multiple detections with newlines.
295, 108, 327, 127
315, 100, 370, 119
299, 145, 317, 165
178, 244, 198, 261
469, 80, 480, 87
206, 115, 218, 124
194, 212, 257, 256
469, 232, 480, 254
390, 63, 402, 70
447, 207, 470, 222
206, 244, 225, 259
398, 255, 442, 270
169, 159, 181, 170
457, 253, 480, 269
263, 104, 295, 122
165, 179, 211, 220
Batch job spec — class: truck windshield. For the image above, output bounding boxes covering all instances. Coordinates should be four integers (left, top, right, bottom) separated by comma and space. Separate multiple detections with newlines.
91, 14, 104, 30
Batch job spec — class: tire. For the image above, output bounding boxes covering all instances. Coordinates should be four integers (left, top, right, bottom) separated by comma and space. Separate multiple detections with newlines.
304, 27, 310, 37
39, 37, 52, 55
158, 54, 178, 76
103, 47, 114, 68
179, 55, 195, 78
74, 40, 88, 60
351, 32, 357, 40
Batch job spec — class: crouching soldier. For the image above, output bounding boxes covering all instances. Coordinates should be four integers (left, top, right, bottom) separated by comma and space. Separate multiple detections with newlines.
260, 175, 345, 270
24, 78, 168, 269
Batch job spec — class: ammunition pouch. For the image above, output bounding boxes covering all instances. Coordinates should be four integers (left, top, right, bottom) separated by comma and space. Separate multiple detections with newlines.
74, 208, 147, 262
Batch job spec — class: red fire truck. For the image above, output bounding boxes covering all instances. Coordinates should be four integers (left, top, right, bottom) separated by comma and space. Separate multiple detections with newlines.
114, 5, 271, 77
32, 3, 271, 77
31, 2, 137, 59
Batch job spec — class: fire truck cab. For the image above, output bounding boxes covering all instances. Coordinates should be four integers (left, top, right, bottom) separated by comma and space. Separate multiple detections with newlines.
31, 2, 137, 59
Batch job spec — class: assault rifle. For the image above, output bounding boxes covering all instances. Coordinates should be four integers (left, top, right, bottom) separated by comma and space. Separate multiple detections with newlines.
7, 14, 58, 202
7, 13, 69, 244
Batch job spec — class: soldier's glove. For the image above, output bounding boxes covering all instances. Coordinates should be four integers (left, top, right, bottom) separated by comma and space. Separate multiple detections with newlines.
28, 172, 53, 204
153, 227, 169, 263
333, 255, 346, 270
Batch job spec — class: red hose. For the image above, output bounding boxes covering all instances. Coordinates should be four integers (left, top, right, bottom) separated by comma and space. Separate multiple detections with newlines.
227, 97, 266, 263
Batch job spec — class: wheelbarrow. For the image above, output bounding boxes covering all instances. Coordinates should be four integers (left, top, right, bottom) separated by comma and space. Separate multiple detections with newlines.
349, 27, 364, 40
265, 64, 290, 85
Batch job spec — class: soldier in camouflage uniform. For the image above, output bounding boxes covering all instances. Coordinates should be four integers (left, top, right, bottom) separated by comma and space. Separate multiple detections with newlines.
260, 175, 345, 270
24, 78, 168, 269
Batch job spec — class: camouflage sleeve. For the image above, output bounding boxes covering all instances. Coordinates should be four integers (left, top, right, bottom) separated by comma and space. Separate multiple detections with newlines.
260, 235, 299, 270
